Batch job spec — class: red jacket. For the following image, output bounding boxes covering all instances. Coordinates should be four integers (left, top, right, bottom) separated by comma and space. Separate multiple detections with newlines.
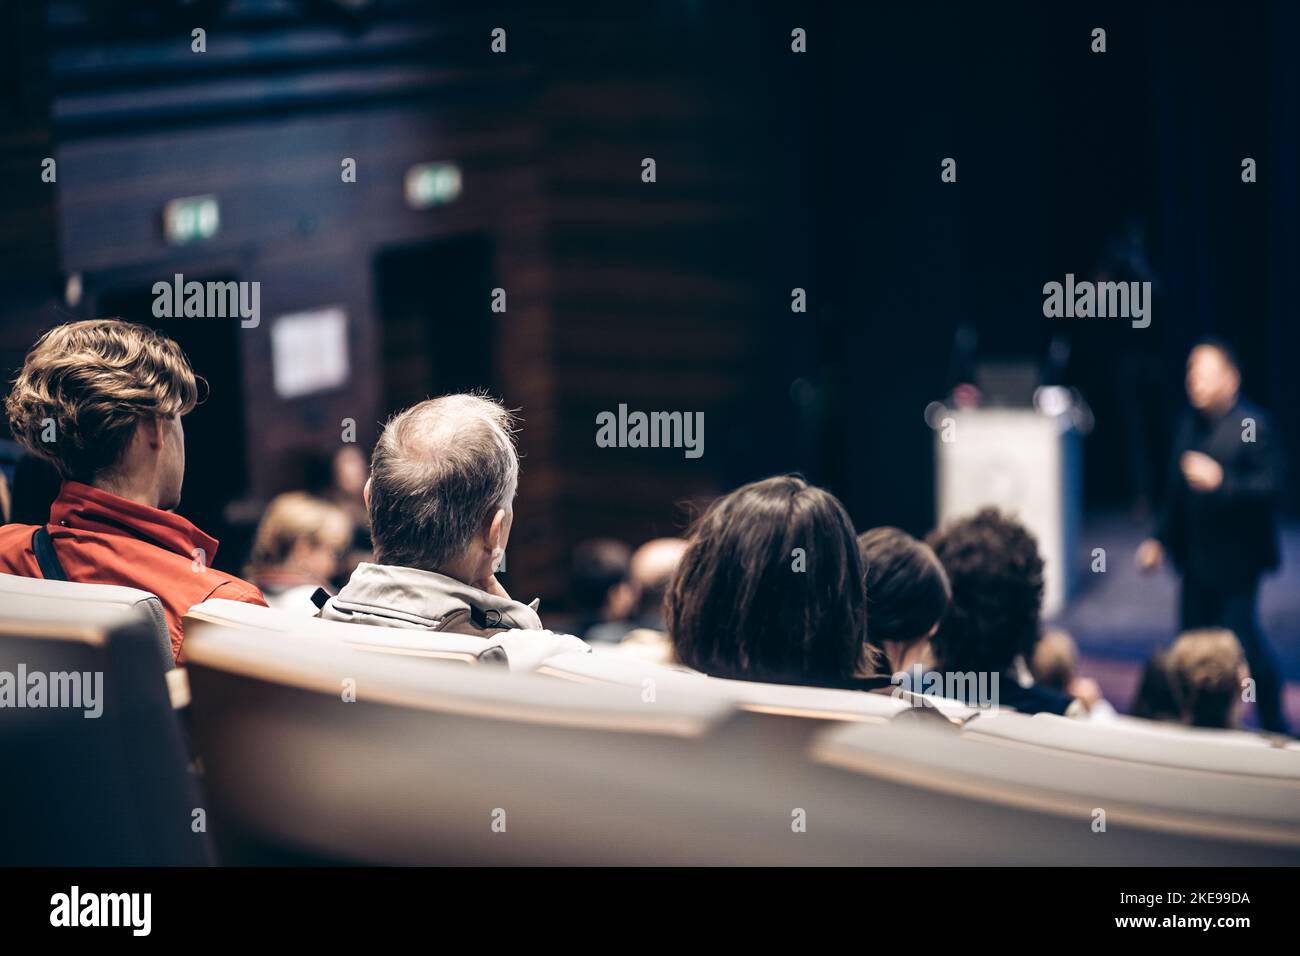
0, 481, 266, 662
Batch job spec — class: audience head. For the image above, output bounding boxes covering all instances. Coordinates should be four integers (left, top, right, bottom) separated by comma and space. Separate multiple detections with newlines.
1166, 628, 1247, 729
571, 538, 634, 621
630, 537, 688, 624
247, 492, 352, 584
1030, 627, 1079, 694
1186, 337, 1240, 415
926, 508, 1044, 676
331, 445, 369, 501
1130, 650, 1181, 722
665, 475, 874, 685
857, 526, 950, 672
5, 319, 199, 509
365, 393, 518, 587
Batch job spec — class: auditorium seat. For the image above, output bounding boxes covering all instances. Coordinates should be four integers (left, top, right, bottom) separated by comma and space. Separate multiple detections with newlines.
0, 591, 212, 865
962, 710, 1300, 778
182, 621, 743, 863
539, 647, 977, 725
182, 618, 1300, 864
184, 598, 589, 671
0, 570, 172, 671
1105, 712, 1291, 748
813, 718, 1300, 861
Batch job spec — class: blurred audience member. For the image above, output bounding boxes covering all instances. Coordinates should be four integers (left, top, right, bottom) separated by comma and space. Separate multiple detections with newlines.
664, 475, 883, 688
590, 537, 687, 644
7, 452, 62, 526
319, 394, 545, 636
1130, 649, 1181, 722
300, 443, 373, 580
926, 509, 1076, 715
1166, 628, 1248, 730
608, 536, 691, 664
325, 445, 372, 550
612, 627, 681, 667
326, 445, 369, 514
0, 469, 9, 524
858, 526, 949, 676
246, 492, 352, 613
570, 538, 635, 639
0, 319, 265, 661
630, 537, 688, 625
1031, 627, 1115, 718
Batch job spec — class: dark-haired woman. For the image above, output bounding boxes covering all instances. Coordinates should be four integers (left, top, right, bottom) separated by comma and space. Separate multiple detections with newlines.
857, 526, 950, 678
665, 475, 887, 690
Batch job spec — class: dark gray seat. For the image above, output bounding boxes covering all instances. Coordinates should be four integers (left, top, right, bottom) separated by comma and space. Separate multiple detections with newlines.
0, 592, 211, 865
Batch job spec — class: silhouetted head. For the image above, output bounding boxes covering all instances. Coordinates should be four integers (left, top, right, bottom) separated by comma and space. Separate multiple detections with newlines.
1166, 629, 1247, 729
1130, 649, 1180, 722
666, 475, 875, 685
858, 527, 950, 660
5, 319, 198, 510
1186, 338, 1240, 416
926, 508, 1044, 676
365, 393, 518, 583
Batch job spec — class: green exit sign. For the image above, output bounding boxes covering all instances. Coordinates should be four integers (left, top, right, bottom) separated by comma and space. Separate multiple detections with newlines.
162, 194, 220, 246
404, 162, 462, 209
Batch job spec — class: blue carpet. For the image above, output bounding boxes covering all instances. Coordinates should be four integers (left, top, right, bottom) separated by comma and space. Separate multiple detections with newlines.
1053, 514, 1300, 682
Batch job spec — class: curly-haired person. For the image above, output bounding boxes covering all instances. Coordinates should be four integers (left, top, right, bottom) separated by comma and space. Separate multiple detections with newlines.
924, 508, 1078, 716
1165, 629, 1248, 730
0, 319, 265, 662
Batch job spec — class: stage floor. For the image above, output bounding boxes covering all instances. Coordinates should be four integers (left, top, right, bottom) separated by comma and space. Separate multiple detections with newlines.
1055, 513, 1300, 729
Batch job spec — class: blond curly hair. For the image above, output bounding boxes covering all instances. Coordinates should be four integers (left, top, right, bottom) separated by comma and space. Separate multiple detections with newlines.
4, 319, 199, 482
1166, 628, 1246, 729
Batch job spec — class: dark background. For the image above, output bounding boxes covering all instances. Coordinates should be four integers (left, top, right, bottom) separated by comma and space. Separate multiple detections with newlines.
1, 0, 1296, 605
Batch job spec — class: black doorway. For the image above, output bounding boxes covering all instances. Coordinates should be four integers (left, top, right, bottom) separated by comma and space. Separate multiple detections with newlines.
374, 234, 495, 417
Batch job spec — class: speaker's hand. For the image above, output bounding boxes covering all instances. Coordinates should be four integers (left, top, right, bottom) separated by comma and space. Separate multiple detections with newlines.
1136, 538, 1164, 572
1181, 451, 1224, 493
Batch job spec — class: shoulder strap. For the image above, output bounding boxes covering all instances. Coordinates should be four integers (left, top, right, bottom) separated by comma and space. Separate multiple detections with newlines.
31, 527, 68, 581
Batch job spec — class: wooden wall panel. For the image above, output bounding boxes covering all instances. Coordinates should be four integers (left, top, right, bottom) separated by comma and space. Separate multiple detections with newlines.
0, 0, 807, 603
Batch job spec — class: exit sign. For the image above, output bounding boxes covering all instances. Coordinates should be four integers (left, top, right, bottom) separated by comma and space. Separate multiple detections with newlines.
404, 162, 462, 209
162, 194, 220, 246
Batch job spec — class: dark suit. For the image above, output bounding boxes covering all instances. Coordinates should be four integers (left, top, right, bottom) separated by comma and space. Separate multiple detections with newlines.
1155, 399, 1287, 732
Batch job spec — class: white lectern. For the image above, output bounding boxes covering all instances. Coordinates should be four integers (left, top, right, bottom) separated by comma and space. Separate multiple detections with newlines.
935, 408, 1081, 618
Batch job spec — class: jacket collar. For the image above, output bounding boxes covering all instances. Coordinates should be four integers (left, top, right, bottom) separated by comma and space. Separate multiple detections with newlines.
329, 562, 542, 631
51, 481, 219, 563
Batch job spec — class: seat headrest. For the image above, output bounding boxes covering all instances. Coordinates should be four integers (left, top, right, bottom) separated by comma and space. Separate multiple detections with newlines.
0, 570, 157, 607
184, 599, 590, 671
0, 572, 172, 670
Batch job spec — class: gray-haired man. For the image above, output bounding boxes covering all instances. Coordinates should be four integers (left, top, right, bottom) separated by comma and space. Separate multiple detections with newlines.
319, 394, 546, 637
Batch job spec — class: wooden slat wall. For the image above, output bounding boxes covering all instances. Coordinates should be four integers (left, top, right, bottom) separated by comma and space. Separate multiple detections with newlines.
0, 0, 807, 603
539, 8, 801, 561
